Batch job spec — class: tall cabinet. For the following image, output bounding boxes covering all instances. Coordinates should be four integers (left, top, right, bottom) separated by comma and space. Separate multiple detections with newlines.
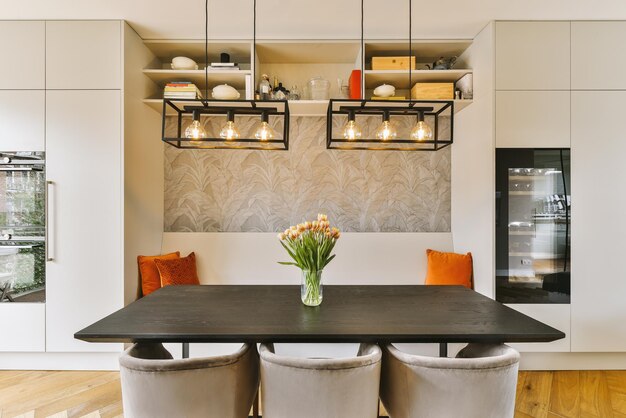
496, 20, 626, 354
494, 21, 572, 353
0, 21, 123, 359
570, 22, 626, 352
45, 21, 123, 353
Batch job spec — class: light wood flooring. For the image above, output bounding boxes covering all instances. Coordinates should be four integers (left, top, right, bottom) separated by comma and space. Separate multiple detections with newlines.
0, 370, 625, 417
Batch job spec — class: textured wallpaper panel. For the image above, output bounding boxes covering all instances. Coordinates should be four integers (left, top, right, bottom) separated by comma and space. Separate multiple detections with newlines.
164, 116, 451, 232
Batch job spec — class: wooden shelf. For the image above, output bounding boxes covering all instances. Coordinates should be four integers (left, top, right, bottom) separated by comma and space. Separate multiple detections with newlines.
364, 69, 472, 89
364, 40, 472, 62
256, 41, 360, 64
143, 40, 251, 64
143, 69, 250, 89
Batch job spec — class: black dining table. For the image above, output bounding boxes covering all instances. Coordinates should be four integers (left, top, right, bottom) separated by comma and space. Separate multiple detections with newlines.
75, 284, 565, 358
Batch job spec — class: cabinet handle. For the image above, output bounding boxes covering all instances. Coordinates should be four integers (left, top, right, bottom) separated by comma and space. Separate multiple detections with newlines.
46, 180, 55, 262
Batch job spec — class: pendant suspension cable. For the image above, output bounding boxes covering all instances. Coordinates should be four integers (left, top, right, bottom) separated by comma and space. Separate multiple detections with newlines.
408, 0, 412, 104
360, 0, 364, 98
253, 0, 257, 92
204, 0, 209, 105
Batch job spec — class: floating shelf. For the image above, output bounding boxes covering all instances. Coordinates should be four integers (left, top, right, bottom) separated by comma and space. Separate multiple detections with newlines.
143, 98, 472, 116
143, 69, 251, 90
364, 69, 472, 89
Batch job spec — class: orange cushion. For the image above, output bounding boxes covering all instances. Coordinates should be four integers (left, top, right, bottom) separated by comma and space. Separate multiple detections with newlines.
138, 252, 180, 296
155, 252, 200, 287
424, 249, 473, 288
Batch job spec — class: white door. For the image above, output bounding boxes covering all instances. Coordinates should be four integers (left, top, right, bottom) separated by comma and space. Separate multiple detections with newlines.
46, 21, 121, 90
0, 304, 46, 352
0, 90, 45, 151
45, 90, 122, 352
496, 91, 570, 148
571, 91, 626, 352
0, 21, 45, 90
495, 21, 570, 91
571, 22, 626, 90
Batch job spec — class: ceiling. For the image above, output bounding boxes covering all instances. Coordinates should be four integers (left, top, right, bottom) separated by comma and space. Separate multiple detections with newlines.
2, 0, 626, 40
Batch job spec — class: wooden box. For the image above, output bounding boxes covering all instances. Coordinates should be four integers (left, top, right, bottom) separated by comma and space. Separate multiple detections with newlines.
372, 56, 416, 70
411, 82, 454, 100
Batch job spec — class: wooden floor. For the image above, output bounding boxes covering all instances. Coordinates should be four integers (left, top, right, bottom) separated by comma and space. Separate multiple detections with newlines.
0, 370, 625, 417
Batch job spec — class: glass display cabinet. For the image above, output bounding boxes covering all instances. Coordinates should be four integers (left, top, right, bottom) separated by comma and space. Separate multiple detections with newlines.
496, 149, 570, 304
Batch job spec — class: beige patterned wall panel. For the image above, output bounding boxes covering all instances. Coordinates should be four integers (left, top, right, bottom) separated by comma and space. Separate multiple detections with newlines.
164, 116, 451, 232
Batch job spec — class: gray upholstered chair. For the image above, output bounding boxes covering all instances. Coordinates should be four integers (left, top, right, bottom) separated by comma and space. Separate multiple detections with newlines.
119, 342, 259, 418
259, 343, 382, 418
380, 343, 520, 418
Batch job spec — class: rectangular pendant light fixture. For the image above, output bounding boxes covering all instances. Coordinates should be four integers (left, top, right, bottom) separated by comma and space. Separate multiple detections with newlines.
162, 99, 289, 150
326, 0, 455, 151
161, 0, 290, 151
326, 99, 453, 151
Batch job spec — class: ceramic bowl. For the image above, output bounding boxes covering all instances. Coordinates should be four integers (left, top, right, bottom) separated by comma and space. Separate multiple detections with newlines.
373, 84, 396, 97
212, 84, 241, 100
171, 56, 198, 70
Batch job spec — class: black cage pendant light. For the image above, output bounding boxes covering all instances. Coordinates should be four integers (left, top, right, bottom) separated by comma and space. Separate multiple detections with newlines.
326, 0, 453, 151
161, 0, 289, 150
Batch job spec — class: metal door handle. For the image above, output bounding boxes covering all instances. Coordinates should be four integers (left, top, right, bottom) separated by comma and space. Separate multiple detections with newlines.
46, 180, 55, 262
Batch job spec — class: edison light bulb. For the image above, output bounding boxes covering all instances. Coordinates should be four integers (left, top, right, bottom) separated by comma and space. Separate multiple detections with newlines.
375, 120, 397, 141
410, 120, 433, 141
219, 120, 241, 140
254, 121, 277, 141
342, 119, 362, 140
185, 112, 206, 140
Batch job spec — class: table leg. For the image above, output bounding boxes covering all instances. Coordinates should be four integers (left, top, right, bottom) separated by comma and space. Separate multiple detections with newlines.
439, 343, 448, 358
253, 390, 259, 418
182, 342, 189, 359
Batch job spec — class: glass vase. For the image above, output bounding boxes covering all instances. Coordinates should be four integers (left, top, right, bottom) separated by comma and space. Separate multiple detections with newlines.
301, 269, 323, 306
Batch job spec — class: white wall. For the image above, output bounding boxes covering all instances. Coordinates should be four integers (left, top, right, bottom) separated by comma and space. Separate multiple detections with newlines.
452, 22, 495, 298
123, 23, 164, 304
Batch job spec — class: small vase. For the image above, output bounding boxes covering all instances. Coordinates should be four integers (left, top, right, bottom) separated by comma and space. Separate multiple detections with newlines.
301, 269, 323, 306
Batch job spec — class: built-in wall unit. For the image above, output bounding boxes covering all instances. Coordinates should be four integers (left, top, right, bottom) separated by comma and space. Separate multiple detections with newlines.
0, 20, 163, 370
2, 15, 626, 372
494, 21, 626, 367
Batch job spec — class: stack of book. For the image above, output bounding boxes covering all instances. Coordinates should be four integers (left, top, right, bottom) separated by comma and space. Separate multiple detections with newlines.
209, 62, 239, 71
163, 82, 203, 99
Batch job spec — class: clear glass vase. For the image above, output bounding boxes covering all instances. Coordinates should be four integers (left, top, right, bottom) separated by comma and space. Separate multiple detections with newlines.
301, 269, 323, 306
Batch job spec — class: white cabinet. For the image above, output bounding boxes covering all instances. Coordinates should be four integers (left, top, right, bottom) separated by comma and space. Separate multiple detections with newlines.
0, 304, 46, 352
45, 90, 122, 352
46, 21, 121, 90
0, 91, 45, 151
0, 21, 45, 89
572, 22, 626, 90
571, 91, 626, 352
495, 22, 570, 91
496, 91, 570, 148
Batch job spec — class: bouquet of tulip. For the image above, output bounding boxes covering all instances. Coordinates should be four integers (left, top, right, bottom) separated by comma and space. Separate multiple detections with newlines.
278, 214, 340, 306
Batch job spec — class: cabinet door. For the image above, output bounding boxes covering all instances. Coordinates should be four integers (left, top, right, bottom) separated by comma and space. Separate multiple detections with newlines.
0, 304, 45, 352
496, 22, 570, 90
571, 91, 626, 352
496, 91, 570, 148
45, 90, 122, 352
0, 91, 45, 151
0, 21, 45, 89
46, 21, 121, 90
571, 22, 626, 90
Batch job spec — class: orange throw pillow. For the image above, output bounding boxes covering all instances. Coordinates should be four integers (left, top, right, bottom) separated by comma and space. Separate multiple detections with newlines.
155, 252, 200, 287
424, 249, 473, 289
138, 252, 180, 297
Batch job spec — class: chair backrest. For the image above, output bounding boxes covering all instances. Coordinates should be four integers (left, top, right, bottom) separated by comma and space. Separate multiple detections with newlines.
381, 343, 520, 418
119, 343, 259, 418
259, 343, 382, 418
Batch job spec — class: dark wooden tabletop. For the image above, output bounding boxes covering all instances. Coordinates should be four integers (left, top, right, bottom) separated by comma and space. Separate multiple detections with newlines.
75, 285, 565, 344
